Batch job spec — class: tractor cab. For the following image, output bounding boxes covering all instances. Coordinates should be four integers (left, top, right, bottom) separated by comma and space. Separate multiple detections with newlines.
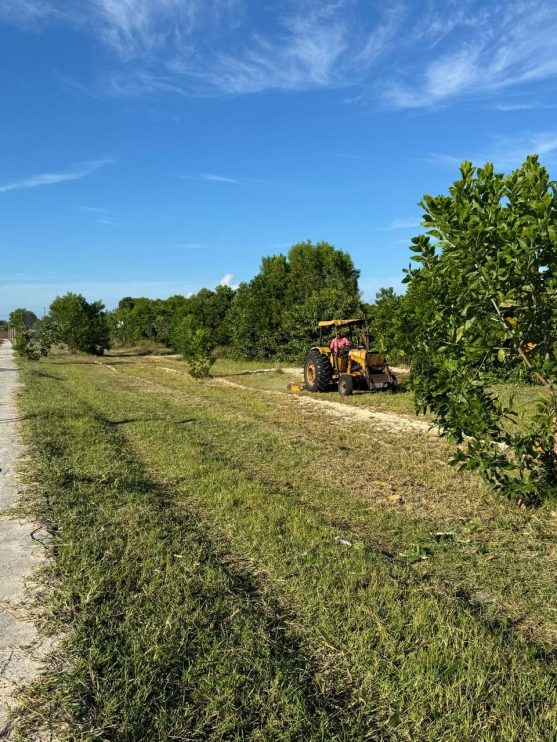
304, 318, 398, 396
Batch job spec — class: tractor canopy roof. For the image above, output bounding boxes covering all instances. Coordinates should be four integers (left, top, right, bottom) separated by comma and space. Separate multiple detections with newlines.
317, 318, 364, 328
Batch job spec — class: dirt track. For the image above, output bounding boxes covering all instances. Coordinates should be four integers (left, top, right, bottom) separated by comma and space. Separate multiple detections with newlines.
212, 376, 436, 436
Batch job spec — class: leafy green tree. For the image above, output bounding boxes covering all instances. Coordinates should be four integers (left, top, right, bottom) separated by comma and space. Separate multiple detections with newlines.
228, 255, 290, 359
366, 288, 409, 363
12, 328, 46, 360
9, 310, 47, 360
9, 308, 38, 329
230, 241, 362, 360
46, 293, 110, 355
406, 156, 557, 504
172, 315, 215, 378
173, 286, 235, 347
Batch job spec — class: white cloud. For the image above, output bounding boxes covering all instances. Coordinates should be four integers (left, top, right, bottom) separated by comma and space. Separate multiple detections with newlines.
184, 172, 241, 184
430, 131, 557, 170
219, 272, 239, 289
0, 158, 113, 193
76, 204, 107, 213
385, 2, 557, 108
0, 0, 58, 24
381, 217, 421, 231
181, 172, 271, 185
4, 1, 557, 108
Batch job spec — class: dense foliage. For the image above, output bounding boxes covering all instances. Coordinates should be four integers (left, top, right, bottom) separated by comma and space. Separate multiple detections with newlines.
106, 241, 362, 362
8, 307, 46, 360
44, 293, 111, 356
406, 156, 557, 503
229, 241, 361, 359
172, 315, 216, 378
108, 287, 235, 350
9, 307, 38, 329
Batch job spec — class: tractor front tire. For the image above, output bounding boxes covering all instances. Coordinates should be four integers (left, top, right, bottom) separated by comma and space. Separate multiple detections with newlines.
338, 373, 354, 396
304, 350, 332, 392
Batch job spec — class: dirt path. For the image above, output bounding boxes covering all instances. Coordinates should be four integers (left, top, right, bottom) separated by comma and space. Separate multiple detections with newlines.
105, 361, 434, 437
0, 342, 47, 737
212, 377, 436, 436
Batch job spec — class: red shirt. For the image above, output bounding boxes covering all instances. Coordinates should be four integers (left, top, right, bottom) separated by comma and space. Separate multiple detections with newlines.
330, 337, 350, 352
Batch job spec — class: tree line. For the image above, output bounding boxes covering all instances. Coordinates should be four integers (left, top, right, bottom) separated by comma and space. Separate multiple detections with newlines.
9, 240, 369, 367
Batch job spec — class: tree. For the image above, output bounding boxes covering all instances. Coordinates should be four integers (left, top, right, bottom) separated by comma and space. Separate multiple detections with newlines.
8, 309, 47, 360
229, 241, 362, 360
406, 156, 557, 504
9, 308, 38, 329
172, 315, 216, 378
46, 293, 110, 355
228, 255, 290, 359
367, 288, 409, 363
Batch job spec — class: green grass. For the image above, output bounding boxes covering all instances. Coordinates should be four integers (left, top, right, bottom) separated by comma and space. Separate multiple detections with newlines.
14, 353, 557, 740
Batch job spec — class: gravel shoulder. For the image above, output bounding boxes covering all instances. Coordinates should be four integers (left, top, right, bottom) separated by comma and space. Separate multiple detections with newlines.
0, 341, 47, 738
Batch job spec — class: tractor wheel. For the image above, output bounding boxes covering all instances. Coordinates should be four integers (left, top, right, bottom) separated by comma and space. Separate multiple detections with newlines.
304, 350, 332, 392
338, 373, 354, 396
390, 374, 399, 393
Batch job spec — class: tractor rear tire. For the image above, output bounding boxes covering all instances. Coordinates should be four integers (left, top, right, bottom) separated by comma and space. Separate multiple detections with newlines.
338, 373, 354, 396
304, 350, 332, 392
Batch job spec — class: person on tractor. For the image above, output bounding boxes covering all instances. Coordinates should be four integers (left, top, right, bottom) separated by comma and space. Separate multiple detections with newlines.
330, 333, 350, 353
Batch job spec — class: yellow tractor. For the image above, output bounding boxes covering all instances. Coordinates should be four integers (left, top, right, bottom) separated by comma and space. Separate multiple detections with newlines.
303, 318, 398, 396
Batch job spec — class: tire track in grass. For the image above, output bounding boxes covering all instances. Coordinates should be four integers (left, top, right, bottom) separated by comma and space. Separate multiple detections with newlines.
66, 360, 557, 740
15, 365, 371, 741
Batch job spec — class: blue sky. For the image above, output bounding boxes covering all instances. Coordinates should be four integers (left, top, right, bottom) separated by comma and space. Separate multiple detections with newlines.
1, 0, 557, 317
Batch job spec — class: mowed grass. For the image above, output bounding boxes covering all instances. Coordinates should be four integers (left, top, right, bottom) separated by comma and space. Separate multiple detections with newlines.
209, 357, 545, 426
15, 353, 557, 740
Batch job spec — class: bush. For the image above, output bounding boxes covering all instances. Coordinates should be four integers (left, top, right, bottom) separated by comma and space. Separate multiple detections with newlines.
172, 316, 215, 379
46, 293, 110, 355
13, 328, 44, 361
406, 156, 557, 504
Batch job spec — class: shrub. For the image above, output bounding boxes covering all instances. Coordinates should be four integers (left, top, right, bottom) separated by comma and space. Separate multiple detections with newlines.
46, 293, 110, 355
406, 156, 557, 504
172, 316, 216, 378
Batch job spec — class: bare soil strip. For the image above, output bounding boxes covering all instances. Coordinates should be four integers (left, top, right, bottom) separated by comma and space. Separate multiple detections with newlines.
212, 376, 435, 435
0, 342, 47, 737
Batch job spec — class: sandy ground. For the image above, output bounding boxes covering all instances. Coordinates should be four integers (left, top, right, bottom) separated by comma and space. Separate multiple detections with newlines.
152, 363, 431, 436
211, 377, 436, 436
0, 341, 48, 738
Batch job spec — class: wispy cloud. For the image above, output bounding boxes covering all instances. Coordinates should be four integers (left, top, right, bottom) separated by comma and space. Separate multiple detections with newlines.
76, 204, 107, 213
430, 131, 557, 170
181, 172, 269, 185
381, 217, 421, 231
4, 1, 557, 108
384, 2, 557, 108
0, 0, 60, 25
0, 158, 113, 193
184, 172, 241, 184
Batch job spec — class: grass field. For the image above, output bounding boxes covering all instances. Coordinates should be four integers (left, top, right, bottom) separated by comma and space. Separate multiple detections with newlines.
14, 351, 557, 740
